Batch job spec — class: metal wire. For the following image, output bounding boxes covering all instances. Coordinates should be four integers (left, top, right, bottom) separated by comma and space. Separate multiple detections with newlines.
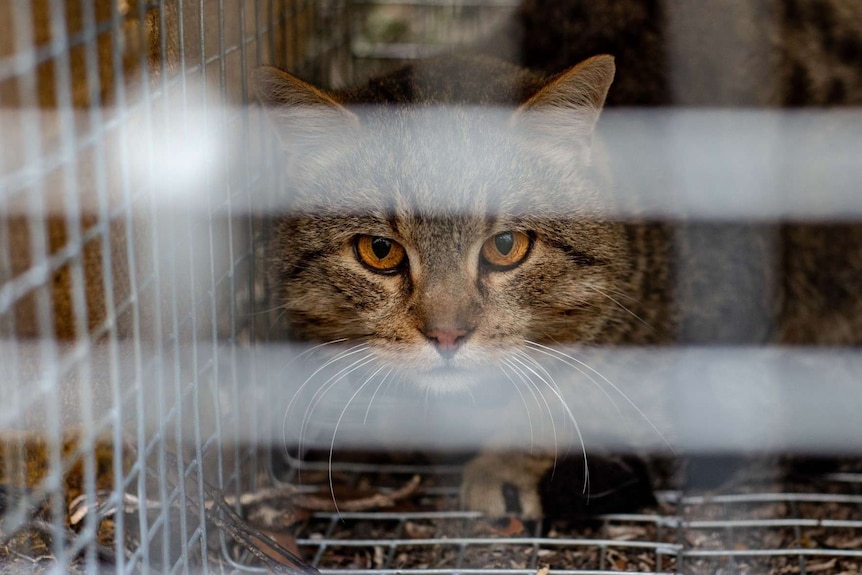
0, 1, 351, 573
272, 464, 862, 575
2, 1, 862, 575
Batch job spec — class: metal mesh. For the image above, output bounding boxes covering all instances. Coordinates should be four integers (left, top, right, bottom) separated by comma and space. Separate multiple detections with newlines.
0, 1, 350, 573
1, 1, 861, 575
271, 459, 862, 575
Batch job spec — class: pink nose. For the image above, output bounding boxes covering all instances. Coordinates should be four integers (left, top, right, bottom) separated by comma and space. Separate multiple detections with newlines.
424, 328, 470, 359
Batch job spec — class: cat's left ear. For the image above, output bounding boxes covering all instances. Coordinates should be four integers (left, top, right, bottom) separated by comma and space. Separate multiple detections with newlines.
253, 66, 359, 154
512, 55, 615, 163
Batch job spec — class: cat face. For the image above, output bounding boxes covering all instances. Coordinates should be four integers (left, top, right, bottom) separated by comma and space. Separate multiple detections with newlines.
258, 57, 631, 391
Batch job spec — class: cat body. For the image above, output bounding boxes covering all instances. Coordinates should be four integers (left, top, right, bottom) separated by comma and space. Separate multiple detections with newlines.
504, 0, 862, 107
257, 55, 677, 516
257, 7, 862, 517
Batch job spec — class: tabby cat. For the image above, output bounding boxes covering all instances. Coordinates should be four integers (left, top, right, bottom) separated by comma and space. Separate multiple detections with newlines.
256, 0, 862, 519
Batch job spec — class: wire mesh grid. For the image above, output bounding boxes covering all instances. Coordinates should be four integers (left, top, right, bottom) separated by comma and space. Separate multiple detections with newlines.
2, 1, 862, 575
269, 458, 862, 575
0, 0, 350, 573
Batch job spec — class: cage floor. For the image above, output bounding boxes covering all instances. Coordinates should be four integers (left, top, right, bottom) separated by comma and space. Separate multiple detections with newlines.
273, 458, 862, 575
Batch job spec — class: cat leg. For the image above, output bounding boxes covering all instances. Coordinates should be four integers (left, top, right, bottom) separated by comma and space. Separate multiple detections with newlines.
461, 451, 656, 520
461, 452, 553, 519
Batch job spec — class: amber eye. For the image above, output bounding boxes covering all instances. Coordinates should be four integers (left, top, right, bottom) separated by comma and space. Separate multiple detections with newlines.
355, 235, 407, 273
480, 231, 531, 270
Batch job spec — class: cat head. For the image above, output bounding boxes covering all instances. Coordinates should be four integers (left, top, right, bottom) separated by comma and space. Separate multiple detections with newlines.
256, 56, 630, 392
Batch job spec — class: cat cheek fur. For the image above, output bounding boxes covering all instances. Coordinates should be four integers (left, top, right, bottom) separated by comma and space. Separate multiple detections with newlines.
515, 239, 626, 344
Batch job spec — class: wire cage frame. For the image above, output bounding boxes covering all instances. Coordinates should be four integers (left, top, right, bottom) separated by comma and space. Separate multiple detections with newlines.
0, 0, 351, 573
1, 1, 862, 575
266, 455, 862, 575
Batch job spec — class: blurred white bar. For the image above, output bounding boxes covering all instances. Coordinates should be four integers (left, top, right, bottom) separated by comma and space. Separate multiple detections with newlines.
603, 109, 862, 220
3, 341, 860, 454
2, 107, 862, 219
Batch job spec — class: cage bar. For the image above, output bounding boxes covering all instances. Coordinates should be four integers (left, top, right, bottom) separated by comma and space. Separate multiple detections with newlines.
2, 2, 862, 575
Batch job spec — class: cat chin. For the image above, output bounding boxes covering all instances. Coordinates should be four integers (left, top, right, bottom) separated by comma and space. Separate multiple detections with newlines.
408, 366, 493, 394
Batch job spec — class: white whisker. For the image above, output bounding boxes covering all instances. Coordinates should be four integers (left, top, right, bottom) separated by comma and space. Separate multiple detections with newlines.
509, 353, 589, 494
513, 350, 566, 399
284, 342, 370, 420
520, 344, 624, 418
600, 287, 643, 305
498, 363, 536, 451
293, 337, 353, 362
281, 342, 370, 459
587, 285, 653, 330
363, 368, 393, 424
503, 357, 559, 467
297, 353, 378, 460
525, 340, 675, 454
465, 384, 477, 408
265, 307, 290, 338
380, 368, 404, 406
501, 359, 546, 422
329, 363, 387, 517
249, 303, 290, 316
502, 357, 550, 436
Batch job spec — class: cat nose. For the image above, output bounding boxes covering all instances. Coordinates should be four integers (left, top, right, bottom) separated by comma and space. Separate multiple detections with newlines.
424, 328, 471, 359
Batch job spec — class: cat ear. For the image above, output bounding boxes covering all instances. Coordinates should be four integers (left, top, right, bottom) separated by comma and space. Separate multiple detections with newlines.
253, 66, 359, 152
512, 55, 615, 163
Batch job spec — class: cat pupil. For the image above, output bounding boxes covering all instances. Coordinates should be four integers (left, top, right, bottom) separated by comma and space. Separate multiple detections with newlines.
371, 237, 392, 260
495, 233, 514, 255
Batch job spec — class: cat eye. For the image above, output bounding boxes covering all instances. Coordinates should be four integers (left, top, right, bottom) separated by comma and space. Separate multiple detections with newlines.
480, 231, 531, 270
355, 235, 407, 273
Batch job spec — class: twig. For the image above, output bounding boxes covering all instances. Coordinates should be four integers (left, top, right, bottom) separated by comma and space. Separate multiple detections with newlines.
152, 450, 318, 575
292, 475, 422, 512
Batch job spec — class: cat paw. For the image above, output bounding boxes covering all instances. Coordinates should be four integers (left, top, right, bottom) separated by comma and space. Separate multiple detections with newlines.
460, 452, 554, 520
461, 451, 656, 520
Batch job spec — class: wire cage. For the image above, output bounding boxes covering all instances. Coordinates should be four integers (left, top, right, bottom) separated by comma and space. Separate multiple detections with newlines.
0, 1, 351, 572
1, 1, 862, 575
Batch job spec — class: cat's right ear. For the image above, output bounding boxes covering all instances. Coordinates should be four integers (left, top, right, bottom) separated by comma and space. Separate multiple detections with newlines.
253, 66, 359, 152
511, 55, 615, 164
